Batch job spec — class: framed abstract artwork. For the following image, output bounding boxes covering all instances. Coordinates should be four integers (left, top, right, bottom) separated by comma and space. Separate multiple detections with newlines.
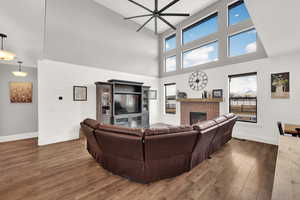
10, 82, 32, 103
271, 72, 290, 98
73, 86, 87, 101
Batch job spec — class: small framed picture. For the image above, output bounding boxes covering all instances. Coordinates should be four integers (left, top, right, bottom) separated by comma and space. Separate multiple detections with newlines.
148, 90, 157, 100
73, 86, 87, 101
212, 89, 223, 99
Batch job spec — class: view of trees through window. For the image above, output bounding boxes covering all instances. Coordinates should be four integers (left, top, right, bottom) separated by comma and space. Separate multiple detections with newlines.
229, 73, 257, 123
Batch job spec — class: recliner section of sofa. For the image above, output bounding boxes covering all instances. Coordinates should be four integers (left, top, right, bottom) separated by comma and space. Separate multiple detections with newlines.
80, 114, 237, 183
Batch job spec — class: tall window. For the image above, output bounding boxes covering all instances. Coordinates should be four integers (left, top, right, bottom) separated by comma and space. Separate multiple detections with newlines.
165, 56, 176, 72
182, 13, 218, 44
228, 0, 250, 26
229, 73, 257, 123
165, 83, 176, 114
182, 41, 219, 68
229, 28, 257, 57
165, 34, 176, 51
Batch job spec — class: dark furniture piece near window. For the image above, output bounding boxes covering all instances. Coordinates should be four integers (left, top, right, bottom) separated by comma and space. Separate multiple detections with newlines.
277, 122, 285, 135
80, 113, 237, 183
284, 123, 300, 137
95, 80, 150, 128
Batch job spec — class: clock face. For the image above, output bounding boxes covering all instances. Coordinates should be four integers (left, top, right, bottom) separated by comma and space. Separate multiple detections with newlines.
188, 71, 208, 91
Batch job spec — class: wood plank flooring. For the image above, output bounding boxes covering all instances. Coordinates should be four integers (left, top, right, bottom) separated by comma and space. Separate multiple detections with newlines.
0, 137, 277, 200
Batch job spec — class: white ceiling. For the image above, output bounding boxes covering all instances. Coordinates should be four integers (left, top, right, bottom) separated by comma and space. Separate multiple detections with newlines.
245, 0, 300, 57
0, 0, 45, 67
93, 0, 219, 33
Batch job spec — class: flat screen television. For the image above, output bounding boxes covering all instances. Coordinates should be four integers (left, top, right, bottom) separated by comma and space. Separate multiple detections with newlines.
114, 94, 141, 115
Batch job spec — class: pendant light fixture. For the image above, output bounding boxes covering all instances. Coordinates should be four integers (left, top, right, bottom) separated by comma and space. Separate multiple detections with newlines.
0, 33, 16, 61
12, 61, 27, 77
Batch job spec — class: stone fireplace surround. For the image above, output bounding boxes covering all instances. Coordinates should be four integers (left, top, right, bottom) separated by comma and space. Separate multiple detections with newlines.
178, 99, 221, 125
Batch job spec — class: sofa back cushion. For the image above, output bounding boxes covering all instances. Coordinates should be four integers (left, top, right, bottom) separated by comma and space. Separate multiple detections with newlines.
94, 129, 144, 161
223, 113, 235, 119
144, 125, 193, 136
144, 130, 198, 161
83, 118, 100, 129
98, 124, 144, 137
214, 116, 227, 124
193, 120, 217, 131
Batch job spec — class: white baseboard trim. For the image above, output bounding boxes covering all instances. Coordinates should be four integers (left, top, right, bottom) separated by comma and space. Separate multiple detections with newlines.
0, 132, 39, 143
233, 134, 278, 145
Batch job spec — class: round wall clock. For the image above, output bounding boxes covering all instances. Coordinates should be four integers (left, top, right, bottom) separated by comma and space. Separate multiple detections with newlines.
188, 71, 208, 91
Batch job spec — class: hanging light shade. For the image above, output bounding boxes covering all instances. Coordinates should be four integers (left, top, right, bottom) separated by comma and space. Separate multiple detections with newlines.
0, 33, 16, 61
12, 61, 27, 77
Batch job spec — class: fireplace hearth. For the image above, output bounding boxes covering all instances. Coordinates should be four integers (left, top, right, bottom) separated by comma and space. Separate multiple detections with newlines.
190, 112, 207, 125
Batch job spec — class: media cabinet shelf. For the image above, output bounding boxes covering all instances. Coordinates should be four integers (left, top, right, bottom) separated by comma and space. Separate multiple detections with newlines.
177, 98, 223, 103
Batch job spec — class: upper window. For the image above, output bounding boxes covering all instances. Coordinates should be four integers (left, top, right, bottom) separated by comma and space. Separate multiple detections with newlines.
182, 41, 219, 68
229, 28, 257, 57
165, 83, 177, 114
183, 13, 218, 45
165, 56, 176, 72
228, 0, 250, 26
165, 34, 176, 51
229, 72, 257, 123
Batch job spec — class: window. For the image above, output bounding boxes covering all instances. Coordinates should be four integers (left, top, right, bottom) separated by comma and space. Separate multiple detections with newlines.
229, 72, 257, 123
182, 41, 219, 68
229, 28, 257, 57
183, 13, 218, 44
165, 83, 176, 114
165, 34, 176, 51
165, 56, 176, 72
228, 0, 250, 26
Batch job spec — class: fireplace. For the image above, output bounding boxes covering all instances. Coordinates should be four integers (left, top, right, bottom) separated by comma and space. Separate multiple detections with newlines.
190, 112, 207, 125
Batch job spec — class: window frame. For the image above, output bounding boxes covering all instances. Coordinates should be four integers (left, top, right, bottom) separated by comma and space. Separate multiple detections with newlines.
228, 72, 258, 123
182, 12, 218, 45
164, 83, 177, 115
164, 33, 176, 52
165, 55, 177, 73
181, 40, 219, 69
228, 0, 250, 27
228, 27, 257, 57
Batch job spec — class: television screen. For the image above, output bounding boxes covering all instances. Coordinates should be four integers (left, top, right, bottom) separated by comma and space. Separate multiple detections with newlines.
115, 94, 141, 115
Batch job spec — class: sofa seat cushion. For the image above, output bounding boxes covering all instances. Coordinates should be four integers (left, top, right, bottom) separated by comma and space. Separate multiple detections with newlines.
83, 118, 100, 129
98, 124, 144, 137
193, 120, 217, 131
144, 125, 193, 136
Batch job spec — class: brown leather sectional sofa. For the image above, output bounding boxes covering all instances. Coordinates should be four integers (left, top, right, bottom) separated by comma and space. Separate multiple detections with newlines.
80, 113, 237, 183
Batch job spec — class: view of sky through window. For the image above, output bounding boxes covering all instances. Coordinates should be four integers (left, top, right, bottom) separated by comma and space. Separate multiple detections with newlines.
229, 29, 257, 57
165, 34, 176, 51
183, 41, 219, 68
165, 56, 176, 72
183, 13, 218, 44
228, 0, 250, 25
230, 75, 257, 97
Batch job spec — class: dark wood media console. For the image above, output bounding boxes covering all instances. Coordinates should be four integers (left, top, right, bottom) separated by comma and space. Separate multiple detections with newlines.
95, 80, 150, 128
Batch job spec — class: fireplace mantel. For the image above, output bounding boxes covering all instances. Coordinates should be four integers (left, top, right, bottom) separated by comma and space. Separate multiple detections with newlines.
177, 98, 223, 103
178, 98, 222, 125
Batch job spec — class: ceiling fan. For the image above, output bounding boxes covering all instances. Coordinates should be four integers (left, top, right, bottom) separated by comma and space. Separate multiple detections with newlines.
124, 0, 190, 34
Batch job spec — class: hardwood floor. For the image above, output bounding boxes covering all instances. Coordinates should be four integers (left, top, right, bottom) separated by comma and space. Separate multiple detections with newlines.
0, 137, 277, 200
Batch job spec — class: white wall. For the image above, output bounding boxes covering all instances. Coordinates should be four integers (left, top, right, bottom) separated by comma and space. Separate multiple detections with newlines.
38, 59, 160, 146
159, 51, 300, 145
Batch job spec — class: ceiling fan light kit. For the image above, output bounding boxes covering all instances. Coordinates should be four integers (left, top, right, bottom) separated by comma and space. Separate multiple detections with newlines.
0, 33, 16, 61
124, 0, 190, 34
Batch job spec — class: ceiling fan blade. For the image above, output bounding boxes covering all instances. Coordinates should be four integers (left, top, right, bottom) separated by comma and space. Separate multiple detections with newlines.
124, 14, 153, 20
137, 16, 154, 32
160, 13, 190, 17
158, 0, 180, 13
128, 0, 153, 13
155, 17, 158, 34
158, 16, 176, 30
155, 0, 158, 11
